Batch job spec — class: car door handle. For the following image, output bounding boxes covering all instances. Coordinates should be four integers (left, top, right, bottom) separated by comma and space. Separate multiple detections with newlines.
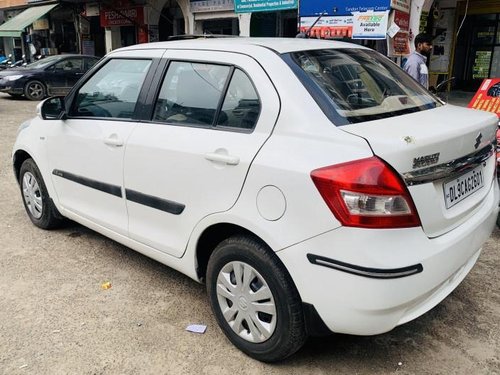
204, 152, 240, 166
104, 135, 123, 147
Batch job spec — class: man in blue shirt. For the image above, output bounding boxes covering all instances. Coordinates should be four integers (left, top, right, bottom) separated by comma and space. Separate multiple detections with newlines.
403, 33, 433, 89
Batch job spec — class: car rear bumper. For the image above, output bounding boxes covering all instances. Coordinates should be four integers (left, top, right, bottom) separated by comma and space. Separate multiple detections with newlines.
277, 180, 499, 336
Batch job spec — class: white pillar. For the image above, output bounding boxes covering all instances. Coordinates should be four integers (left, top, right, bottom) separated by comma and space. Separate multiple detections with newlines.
409, 0, 435, 52
238, 13, 251, 36
104, 27, 121, 53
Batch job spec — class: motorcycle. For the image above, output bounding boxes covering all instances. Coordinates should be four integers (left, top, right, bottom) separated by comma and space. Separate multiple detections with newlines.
0, 54, 13, 70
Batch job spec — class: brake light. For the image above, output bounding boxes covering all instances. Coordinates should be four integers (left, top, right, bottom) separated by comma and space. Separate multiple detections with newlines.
311, 157, 421, 229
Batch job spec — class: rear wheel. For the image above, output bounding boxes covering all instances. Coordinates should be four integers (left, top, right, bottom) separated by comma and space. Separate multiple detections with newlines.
24, 80, 46, 101
206, 235, 307, 362
19, 159, 64, 229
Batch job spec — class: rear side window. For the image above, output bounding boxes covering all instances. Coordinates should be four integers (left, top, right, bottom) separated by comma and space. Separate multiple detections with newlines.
153, 61, 260, 130
217, 69, 260, 130
70, 59, 151, 119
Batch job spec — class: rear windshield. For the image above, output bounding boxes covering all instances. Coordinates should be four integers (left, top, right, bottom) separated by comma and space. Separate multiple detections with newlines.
283, 48, 441, 125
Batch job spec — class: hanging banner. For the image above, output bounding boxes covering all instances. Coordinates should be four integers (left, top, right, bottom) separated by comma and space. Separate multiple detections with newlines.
300, 0, 390, 17
352, 11, 389, 39
468, 78, 500, 118
299, 16, 353, 39
390, 0, 410, 13
388, 10, 410, 56
234, 0, 297, 13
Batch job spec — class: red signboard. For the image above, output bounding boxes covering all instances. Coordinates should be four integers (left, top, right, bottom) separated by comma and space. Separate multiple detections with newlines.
389, 10, 410, 56
468, 78, 500, 118
100, 6, 144, 27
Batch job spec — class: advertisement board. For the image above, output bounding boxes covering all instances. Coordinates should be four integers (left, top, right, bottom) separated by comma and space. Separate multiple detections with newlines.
190, 0, 234, 13
234, 0, 297, 13
468, 78, 500, 118
299, 0, 390, 17
390, 0, 410, 13
352, 11, 389, 39
100, 6, 144, 27
299, 16, 353, 38
388, 10, 410, 56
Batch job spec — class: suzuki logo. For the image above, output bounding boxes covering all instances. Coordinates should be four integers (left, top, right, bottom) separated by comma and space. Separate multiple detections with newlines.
474, 133, 482, 149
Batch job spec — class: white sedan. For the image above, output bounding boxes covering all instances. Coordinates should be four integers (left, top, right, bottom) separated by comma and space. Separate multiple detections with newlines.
12, 38, 499, 362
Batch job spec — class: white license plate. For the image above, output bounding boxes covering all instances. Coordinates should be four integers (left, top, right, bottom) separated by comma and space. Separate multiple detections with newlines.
444, 166, 484, 209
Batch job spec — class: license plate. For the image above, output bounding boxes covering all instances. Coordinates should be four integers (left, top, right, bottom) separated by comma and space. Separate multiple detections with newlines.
444, 165, 484, 209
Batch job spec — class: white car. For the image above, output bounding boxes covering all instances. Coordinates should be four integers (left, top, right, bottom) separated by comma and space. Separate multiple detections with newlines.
12, 38, 499, 362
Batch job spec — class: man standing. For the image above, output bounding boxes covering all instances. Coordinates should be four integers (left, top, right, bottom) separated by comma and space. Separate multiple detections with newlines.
403, 33, 433, 89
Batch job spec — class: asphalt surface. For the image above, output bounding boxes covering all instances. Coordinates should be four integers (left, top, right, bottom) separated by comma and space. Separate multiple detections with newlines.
0, 93, 499, 374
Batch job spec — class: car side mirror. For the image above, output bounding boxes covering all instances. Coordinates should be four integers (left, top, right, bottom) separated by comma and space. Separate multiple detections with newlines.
38, 96, 67, 120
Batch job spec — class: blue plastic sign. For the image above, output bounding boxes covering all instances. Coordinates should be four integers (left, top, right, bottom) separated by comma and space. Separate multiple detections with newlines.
299, 0, 390, 17
234, 0, 298, 13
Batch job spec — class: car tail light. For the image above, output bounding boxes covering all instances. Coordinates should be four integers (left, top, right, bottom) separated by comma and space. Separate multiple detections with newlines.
311, 157, 421, 229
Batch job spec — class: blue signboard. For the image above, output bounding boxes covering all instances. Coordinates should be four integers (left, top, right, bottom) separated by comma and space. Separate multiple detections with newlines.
234, 0, 298, 13
299, 0, 390, 17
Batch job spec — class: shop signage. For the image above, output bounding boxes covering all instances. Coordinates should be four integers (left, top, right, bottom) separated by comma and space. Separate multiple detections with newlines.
100, 6, 144, 27
390, 0, 410, 13
352, 11, 389, 39
468, 78, 500, 118
300, 0, 390, 17
234, 0, 297, 13
32, 17, 49, 30
299, 16, 353, 38
190, 0, 234, 13
85, 3, 100, 17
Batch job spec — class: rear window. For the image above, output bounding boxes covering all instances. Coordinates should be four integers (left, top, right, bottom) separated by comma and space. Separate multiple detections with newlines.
283, 48, 441, 125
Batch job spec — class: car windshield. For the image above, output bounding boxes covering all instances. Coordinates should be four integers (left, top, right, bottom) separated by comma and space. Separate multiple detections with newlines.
25, 55, 64, 69
283, 48, 441, 125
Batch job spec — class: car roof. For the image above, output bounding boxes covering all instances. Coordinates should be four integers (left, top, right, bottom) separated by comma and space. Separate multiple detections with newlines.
115, 37, 367, 55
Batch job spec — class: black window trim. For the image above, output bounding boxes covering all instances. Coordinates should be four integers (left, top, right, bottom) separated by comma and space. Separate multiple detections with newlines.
142, 57, 262, 134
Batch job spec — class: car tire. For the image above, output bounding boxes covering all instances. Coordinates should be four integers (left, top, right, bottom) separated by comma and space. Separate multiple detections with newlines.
19, 158, 64, 229
24, 80, 46, 101
206, 235, 307, 362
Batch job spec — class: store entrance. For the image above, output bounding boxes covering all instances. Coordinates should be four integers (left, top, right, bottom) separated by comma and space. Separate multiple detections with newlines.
453, 13, 500, 91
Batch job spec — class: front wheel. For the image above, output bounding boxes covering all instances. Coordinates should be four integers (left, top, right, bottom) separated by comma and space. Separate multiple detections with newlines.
19, 159, 64, 229
206, 235, 307, 362
24, 80, 46, 101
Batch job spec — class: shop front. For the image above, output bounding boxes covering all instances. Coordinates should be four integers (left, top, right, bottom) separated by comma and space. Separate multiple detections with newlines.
99, 1, 148, 53
451, 0, 500, 91
0, 2, 59, 62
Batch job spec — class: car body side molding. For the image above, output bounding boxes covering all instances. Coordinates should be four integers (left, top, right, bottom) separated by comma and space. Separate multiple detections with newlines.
52, 169, 122, 197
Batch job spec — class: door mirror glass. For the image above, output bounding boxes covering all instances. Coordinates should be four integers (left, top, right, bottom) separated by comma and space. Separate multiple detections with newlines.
39, 96, 66, 120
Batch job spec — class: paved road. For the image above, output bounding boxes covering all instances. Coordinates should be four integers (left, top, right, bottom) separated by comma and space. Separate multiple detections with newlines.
1, 94, 499, 374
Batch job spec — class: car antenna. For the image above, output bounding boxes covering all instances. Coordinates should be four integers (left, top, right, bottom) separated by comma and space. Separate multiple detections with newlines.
297, 11, 327, 38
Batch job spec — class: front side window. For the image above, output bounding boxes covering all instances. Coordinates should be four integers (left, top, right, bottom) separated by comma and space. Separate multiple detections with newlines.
153, 61, 230, 126
284, 49, 442, 125
70, 59, 151, 119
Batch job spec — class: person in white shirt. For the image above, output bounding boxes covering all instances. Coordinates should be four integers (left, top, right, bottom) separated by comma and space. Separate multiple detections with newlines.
403, 33, 433, 89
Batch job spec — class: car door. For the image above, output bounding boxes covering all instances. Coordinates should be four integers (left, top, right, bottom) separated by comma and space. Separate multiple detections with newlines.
123, 50, 280, 258
50, 57, 87, 95
45, 50, 162, 235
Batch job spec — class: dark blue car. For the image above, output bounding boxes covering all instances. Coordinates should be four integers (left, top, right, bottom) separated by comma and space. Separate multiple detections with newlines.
0, 54, 99, 100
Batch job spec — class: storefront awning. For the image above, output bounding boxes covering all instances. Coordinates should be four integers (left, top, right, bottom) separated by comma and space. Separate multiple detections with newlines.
0, 3, 58, 37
